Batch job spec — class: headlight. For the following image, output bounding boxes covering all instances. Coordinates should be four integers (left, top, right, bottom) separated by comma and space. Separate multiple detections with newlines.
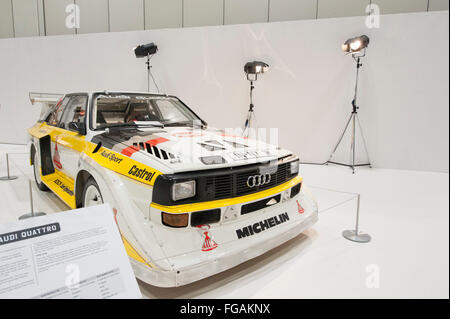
172, 180, 196, 201
290, 160, 299, 175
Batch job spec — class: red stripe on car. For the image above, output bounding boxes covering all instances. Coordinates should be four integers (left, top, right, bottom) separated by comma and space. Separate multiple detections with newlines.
146, 137, 169, 146
121, 146, 140, 157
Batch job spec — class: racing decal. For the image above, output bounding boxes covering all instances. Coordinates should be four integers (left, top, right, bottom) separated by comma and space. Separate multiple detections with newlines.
120, 136, 170, 157
128, 165, 156, 182
88, 145, 162, 186
171, 131, 204, 138
296, 200, 305, 214
197, 225, 218, 252
236, 213, 290, 239
229, 150, 274, 162
53, 178, 74, 196
146, 137, 169, 146
121, 145, 140, 157
91, 128, 165, 156
53, 138, 63, 169
100, 150, 123, 164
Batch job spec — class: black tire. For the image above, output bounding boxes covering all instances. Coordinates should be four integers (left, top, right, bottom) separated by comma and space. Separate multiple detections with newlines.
82, 177, 104, 207
33, 150, 49, 191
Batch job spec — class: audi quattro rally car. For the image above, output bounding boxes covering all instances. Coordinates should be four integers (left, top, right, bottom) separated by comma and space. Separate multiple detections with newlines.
27, 91, 318, 287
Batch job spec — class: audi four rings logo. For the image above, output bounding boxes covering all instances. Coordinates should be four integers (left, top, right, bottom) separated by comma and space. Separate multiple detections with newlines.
247, 174, 271, 188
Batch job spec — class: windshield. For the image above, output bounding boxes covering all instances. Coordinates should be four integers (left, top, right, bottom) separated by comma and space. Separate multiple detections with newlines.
92, 94, 201, 129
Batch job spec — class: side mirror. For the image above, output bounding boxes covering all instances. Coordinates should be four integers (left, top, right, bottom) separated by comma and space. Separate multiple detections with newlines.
68, 122, 86, 135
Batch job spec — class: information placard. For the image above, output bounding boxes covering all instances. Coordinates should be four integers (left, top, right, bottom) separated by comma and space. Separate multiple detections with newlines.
0, 204, 141, 299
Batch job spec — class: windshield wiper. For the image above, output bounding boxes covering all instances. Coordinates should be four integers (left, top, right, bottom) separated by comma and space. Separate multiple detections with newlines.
99, 123, 138, 129
164, 121, 197, 127
134, 121, 164, 128
99, 121, 164, 130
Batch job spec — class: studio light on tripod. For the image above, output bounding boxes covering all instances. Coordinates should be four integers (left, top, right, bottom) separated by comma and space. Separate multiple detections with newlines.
242, 61, 269, 137
134, 42, 160, 93
342, 35, 370, 54
326, 35, 372, 173
244, 61, 269, 80
134, 42, 158, 58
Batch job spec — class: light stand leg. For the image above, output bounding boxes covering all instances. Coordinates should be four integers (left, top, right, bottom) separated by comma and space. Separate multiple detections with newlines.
351, 113, 356, 174
327, 114, 353, 163
0, 153, 18, 181
343, 194, 371, 243
356, 114, 372, 168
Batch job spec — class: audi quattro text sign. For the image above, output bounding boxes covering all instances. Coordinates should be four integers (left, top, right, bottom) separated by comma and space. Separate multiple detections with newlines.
0, 204, 141, 299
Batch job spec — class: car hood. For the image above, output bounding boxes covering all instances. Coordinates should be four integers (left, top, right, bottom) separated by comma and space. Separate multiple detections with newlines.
91, 126, 293, 173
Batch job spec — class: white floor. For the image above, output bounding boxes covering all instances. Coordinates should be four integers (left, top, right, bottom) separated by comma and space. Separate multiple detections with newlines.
0, 144, 448, 299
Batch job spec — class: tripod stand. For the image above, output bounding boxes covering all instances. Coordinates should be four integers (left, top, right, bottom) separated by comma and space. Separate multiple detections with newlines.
145, 54, 160, 93
327, 53, 371, 174
242, 80, 256, 137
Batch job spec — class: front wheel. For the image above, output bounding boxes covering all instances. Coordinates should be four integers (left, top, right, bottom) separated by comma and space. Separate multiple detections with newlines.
82, 178, 104, 207
33, 150, 49, 191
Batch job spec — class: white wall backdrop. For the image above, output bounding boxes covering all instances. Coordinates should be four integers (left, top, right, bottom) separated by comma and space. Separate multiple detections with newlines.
0, 11, 448, 172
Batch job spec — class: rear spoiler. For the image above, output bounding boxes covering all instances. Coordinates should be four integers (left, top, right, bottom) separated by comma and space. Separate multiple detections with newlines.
29, 92, 64, 120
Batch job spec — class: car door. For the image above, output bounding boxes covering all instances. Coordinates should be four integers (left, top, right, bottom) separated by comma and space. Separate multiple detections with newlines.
53, 94, 89, 180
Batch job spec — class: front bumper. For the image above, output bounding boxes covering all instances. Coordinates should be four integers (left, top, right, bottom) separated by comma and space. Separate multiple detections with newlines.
132, 188, 318, 287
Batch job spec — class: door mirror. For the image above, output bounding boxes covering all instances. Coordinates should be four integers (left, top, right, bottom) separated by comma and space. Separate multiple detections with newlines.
68, 122, 86, 135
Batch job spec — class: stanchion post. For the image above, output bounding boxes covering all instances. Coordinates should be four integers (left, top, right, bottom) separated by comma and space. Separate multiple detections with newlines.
0, 153, 18, 181
18, 180, 46, 220
343, 193, 371, 243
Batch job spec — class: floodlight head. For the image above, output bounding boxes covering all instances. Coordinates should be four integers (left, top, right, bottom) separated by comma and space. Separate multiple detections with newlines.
342, 35, 370, 54
244, 61, 269, 81
134, 42, 158, 58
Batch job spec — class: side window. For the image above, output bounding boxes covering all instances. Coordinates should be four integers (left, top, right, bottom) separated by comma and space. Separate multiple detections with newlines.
46, 97, 70, 126
59, 95, 88, 130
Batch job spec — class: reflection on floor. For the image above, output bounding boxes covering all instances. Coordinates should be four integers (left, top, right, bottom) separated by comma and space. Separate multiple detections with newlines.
0, 144, 448, 298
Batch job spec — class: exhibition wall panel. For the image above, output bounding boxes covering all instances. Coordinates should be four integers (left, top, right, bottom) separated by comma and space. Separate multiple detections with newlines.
145, 0, 183, 30
0, 12, 448, 172
76, 0, 109, 34
429, 0, 450, 11
1, 0, 448, 39
373, 0, 429, 15
0, 0, 14, 38
183, 0, 224, 27
43, 0, 76, 36
268, 0, 318, 22
11, 0, 40, 38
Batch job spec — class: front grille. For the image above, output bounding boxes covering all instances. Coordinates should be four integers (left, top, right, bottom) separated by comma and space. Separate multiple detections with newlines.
205, 161, 292, 200
152, 156, 299, 206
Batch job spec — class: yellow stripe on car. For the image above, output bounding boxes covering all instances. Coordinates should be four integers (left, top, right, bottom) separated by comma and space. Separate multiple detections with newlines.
151, 176, 303, 214
122, 236, 155, 268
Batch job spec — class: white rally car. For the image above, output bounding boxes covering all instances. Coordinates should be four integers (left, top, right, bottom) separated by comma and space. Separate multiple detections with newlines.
28, 91, 318, 287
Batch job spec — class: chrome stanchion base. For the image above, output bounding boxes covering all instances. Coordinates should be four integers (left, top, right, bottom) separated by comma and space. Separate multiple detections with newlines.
18, 212, 47, 220
343, 230, 371, 243
0, 175, 18, 181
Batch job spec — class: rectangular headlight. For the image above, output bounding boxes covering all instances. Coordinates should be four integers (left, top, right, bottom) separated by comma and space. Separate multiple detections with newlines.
290, 160, 299, 175
172, 180, 196, 201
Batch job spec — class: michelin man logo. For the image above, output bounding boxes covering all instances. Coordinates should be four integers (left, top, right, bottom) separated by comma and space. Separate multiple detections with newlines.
65, 4, 80, 29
